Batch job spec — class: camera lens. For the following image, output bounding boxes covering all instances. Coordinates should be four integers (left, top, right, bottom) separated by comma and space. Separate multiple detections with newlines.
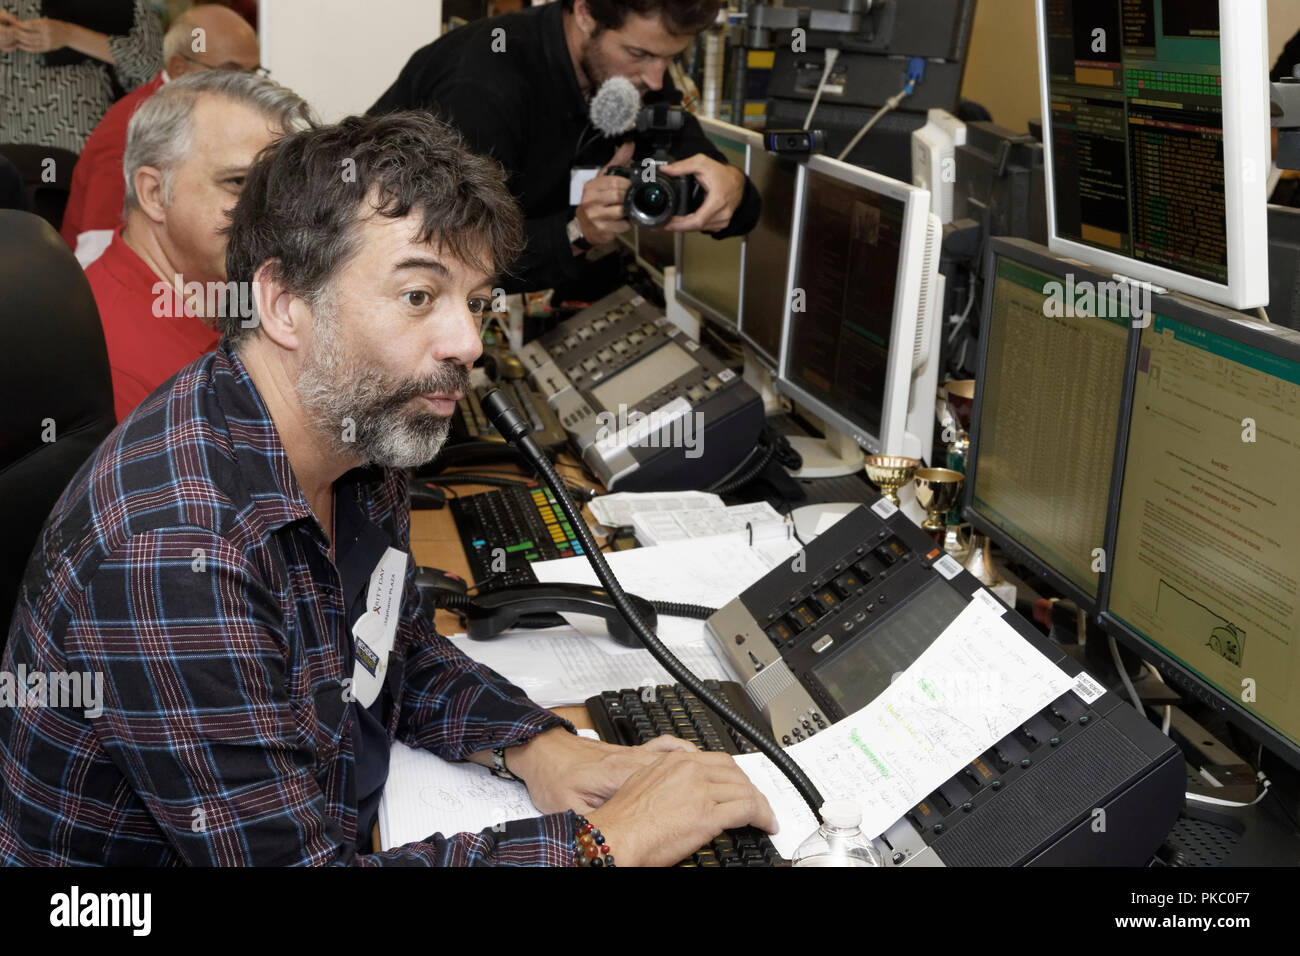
638, 183, 669, 215
628, 179, 675, 227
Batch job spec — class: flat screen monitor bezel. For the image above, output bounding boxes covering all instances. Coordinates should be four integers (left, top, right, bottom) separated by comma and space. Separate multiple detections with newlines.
962, 237, 1138, 617
1033, 0, 1270, 310
1099, 292, 1300, 770
774, 153, 932, 455
737, 146, 800, 372
674, 116, 762, 331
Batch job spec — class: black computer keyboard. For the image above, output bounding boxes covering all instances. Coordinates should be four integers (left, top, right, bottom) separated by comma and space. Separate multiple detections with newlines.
586, 680, 784, 867
449, 485, 586, 590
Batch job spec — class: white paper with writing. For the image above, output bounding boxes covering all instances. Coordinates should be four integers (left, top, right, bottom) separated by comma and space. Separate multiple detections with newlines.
735, 598, 1075, 858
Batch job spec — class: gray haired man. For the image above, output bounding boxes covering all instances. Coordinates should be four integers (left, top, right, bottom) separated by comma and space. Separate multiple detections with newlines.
60, 2, 263, 265
84, 69, 313, 421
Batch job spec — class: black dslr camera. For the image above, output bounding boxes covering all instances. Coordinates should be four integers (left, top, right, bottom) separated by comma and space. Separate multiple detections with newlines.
605, 103, 705, 228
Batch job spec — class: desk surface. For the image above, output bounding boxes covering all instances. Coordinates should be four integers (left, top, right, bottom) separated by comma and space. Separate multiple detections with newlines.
408, 453, 604, 730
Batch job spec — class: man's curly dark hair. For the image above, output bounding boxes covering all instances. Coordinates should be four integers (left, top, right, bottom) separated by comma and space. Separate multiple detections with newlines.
223, 111, 524, 346
562, 0, 721, 36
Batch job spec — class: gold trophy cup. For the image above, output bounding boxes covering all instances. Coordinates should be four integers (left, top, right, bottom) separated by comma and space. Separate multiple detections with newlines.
863, 455, 922, 506
913, 467, 965, 535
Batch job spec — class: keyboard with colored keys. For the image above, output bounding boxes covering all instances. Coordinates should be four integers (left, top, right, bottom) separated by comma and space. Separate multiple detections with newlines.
450, 485, 586, 591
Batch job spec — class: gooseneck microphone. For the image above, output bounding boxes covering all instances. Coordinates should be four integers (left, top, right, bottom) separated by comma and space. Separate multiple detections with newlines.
480, 388, 826, 820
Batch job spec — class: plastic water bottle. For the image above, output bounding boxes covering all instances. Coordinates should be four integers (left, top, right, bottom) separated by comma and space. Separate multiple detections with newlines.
790, 800, 885, 868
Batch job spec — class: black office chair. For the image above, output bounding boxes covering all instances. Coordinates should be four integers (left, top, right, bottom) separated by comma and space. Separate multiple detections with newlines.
0, 144, 80, 231
0, 156, 30, 212
0, 210, 115, 635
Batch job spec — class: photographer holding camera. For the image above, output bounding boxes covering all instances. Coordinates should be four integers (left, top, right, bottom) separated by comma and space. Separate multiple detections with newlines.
370, 0, 760, 295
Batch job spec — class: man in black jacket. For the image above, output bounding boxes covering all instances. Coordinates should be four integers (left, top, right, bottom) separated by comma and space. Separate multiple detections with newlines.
370, 0, 760, 294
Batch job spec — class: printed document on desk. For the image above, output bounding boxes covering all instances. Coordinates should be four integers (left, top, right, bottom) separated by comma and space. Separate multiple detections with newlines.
631, 501, 790, 547
530, 536, 800, 647
589, 490, 724, 528
448, 628, 736, 708
734, 595, 1075, 858
531, 536, 802, 619
447, 538, 801, 707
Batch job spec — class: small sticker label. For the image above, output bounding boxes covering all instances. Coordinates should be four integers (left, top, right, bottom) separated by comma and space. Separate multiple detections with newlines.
870, 498, 898, 520
1072, 671, 1106, 704
973, 588, 1005, 615
354, 637, 380, 676
718, 368, 736, 383
631, 295, 644, 307
932, 553, 962, 579
685, 339, 699, 351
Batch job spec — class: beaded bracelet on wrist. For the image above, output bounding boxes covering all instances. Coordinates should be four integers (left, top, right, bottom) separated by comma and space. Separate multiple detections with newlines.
573, 814, 615, 867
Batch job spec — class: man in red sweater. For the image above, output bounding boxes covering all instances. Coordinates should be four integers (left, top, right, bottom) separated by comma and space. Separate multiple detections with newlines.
85, 69, 313, 421
61, 4, 261, 267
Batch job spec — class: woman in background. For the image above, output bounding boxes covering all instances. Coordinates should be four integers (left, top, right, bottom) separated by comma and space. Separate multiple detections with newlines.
0, 0, 163, 153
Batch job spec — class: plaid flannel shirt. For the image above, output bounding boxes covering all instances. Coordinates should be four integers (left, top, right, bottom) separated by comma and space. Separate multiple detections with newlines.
0, 345, 575, 865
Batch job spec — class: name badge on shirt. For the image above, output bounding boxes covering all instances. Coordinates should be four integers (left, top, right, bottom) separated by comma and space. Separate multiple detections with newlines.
350, 546, 408, 709
570, 166, 601, 205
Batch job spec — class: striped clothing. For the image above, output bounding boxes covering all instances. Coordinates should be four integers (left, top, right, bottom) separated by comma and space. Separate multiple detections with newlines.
0, 0, 162, 153
0, 345, 576, 865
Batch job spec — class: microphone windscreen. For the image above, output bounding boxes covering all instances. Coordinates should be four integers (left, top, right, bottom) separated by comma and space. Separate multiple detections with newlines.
589, 76, 641, 137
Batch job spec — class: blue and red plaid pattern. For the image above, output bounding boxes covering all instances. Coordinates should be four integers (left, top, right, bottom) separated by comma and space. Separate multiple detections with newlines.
0, 346, 574, 865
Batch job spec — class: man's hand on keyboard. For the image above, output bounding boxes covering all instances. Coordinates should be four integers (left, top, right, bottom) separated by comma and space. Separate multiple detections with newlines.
585, 751, 778, 867
506, 727, 696, 815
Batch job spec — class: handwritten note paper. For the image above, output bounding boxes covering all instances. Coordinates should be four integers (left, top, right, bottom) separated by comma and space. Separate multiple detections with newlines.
378, 742, 539, 850
736, 596, 1075, 858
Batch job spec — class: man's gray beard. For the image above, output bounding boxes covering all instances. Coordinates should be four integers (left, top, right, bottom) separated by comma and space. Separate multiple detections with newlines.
295, 305, 466, 470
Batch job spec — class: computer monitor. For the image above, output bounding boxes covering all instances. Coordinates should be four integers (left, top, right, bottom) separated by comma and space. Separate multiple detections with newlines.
1035, 0, 1270, 309
1103, 298, 1300, 769
1268, 203, 1300, 330
776, 155, 943, 460
738, 147, 799, 370
964, 238, 1136, 613
675, 117, 762, 330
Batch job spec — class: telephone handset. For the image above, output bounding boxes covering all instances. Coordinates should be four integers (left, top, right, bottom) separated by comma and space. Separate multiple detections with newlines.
426, 582, 658, 648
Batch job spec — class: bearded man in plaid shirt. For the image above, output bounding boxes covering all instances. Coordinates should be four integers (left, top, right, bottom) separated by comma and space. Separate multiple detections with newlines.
0, 112, 774, 866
